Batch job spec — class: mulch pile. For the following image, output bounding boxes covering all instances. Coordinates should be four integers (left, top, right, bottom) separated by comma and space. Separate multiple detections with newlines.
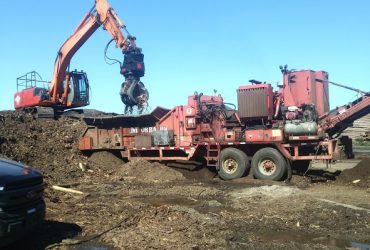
0, 110, 88, 182
337, 158, 370, 188
0, 111, 186, 185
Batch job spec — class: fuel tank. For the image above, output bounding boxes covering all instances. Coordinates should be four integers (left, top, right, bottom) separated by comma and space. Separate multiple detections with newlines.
284, 121, 318, 136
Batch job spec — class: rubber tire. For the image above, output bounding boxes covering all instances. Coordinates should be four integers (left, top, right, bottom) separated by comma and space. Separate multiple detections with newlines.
217, 148, 249, 180
285, 159, 292, 183
252, 148, 287, 181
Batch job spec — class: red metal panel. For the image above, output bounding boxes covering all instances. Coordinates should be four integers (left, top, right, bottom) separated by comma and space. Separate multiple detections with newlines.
187, 95, 223, 108
14, 88, 42, 109
134, 135, 152, 148
157, 104, 202, 147
79, 136, 92, 150
314, 71, 330, 116
245, 129, 283, 142
283, 70, 315, 108
282, 70, 329, 117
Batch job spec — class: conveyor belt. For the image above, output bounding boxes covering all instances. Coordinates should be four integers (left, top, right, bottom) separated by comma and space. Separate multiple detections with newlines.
320, 93, 370, 136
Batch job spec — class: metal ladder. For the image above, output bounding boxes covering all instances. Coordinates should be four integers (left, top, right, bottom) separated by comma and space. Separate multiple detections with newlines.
206, 144, 220, 167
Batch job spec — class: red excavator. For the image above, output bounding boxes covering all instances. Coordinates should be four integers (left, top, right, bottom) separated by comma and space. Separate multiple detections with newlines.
14, 0, 148, 117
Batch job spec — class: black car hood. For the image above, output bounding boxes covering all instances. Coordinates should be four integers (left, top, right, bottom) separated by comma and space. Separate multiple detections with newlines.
0, 158, 42, 186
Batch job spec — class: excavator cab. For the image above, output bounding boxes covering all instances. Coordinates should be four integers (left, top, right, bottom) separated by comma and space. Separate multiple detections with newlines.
66, 70, 90, 107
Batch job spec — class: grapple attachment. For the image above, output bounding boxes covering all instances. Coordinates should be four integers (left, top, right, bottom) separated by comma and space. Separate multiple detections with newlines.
120, 79, 149, 114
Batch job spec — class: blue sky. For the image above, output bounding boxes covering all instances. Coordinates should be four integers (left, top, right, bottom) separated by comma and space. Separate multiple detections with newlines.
1, 0, 369, 113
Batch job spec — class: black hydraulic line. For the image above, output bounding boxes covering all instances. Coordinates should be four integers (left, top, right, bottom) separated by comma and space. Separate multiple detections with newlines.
104, 39, 122, 67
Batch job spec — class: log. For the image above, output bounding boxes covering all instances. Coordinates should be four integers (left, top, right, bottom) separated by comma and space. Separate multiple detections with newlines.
342, 114, 370, 139
52, 185, 85, 195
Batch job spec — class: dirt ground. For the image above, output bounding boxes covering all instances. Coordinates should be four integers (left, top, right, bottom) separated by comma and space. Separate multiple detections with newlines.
0, 111, 370, 250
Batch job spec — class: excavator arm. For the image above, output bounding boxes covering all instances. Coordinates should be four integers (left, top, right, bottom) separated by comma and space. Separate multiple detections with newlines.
49, 0, 129, 105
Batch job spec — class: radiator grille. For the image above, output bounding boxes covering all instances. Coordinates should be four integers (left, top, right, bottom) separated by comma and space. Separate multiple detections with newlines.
237, 85, 273, 120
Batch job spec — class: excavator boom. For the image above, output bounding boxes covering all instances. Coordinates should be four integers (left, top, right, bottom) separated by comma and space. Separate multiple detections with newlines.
49, 0, 129, 105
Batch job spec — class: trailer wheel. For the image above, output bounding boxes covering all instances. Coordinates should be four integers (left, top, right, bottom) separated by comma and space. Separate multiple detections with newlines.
252, 148, 287, 181
285, 159, 292, 182
218, 148, 249, 180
